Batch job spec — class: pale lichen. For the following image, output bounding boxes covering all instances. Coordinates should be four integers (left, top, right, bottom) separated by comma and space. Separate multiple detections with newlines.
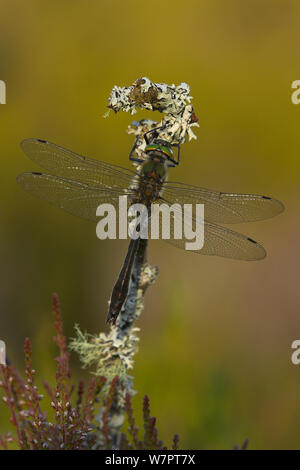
105, 77, 199, 146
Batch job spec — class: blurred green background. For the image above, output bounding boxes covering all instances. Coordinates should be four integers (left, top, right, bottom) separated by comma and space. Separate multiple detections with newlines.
1, 0, 300, 449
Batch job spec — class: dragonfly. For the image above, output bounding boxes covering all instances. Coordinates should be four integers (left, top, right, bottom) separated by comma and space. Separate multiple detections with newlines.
17, 136, 284, 324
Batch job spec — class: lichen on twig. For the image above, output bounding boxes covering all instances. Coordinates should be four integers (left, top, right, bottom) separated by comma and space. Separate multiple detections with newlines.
105, 77, 199, 145
70, 77, 199, 448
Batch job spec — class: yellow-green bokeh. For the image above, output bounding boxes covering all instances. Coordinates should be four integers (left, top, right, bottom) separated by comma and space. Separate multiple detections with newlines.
1, 0, 300, 449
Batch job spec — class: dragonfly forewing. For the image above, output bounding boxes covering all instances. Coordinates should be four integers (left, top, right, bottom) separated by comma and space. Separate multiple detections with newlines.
20, 139, 136, 189
17, 172, 135, 222
163, 182, 284, 224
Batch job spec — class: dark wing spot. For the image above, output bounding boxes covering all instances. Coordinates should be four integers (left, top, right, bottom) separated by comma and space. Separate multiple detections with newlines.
32, 172, 42, 175
37, 139, 47, 143
247, 237, 257, 244
262, 196, 271, 200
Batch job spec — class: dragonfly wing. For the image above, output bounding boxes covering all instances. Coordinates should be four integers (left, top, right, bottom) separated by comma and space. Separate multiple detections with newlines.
164, 224, 266, 260
17, 172, 134, 222
162, 182, 284, 224
20, 139, 135, 188
155, 202, 266, 260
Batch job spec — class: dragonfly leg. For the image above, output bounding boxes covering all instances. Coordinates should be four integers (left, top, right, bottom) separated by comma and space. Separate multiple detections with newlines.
174, 143, 180, 165
143, 125, 165, 144
167, 143, 180, 167
129, 137, 144, 164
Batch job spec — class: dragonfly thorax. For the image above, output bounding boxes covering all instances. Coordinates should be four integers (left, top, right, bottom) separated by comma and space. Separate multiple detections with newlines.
140, 156, 168, 177
134, 157, 168, 204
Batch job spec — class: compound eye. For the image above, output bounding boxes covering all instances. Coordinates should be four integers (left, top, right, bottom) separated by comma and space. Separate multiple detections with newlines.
161, 145, 173, 160
145, 144, 158, 153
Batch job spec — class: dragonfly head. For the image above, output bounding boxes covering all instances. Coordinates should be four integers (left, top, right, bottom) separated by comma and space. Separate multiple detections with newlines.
144, 141, 174, 162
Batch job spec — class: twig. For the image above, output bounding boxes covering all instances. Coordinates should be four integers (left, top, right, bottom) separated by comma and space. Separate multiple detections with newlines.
70, 77, 199, 449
